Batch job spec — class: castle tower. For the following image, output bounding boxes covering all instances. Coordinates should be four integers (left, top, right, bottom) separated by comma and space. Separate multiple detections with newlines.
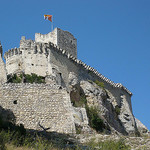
35, 28, 77, 58
0, 42, 7, 84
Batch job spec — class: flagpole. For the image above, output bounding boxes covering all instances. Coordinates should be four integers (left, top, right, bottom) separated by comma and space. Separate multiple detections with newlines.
44, 14, 53, 31
51, 15, 53, 31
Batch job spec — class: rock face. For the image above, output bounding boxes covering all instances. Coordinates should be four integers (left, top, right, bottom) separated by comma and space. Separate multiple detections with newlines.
135, 118, 149, 135
118, 95, 137, 135
78, 80, 137, 135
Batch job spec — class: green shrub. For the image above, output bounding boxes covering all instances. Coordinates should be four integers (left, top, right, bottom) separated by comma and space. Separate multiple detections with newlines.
88, 70, 93, 76
71, 94, 87, 107
94, 80, 105, 88
86, 106, 105, 132
7, 74, 22, 83
70, 86, 106, 133
75, 124, 82, 134
88, 138, 131, 150
7, 73, 45, 84
115, 105, 121, 115
24, 73, 45, 83
135, 128, 141, 137
0, 131, 7, 150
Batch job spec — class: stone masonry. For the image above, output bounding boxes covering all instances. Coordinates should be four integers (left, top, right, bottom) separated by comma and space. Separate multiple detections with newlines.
0, 28, 139, 134
0, 83, 75, 133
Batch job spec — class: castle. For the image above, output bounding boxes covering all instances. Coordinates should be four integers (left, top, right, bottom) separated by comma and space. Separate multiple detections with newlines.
0, 28, 138, 135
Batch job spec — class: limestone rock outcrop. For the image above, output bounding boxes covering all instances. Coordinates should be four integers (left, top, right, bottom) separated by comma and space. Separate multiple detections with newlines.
79, 80, 137, 135
135, 118, 149, 135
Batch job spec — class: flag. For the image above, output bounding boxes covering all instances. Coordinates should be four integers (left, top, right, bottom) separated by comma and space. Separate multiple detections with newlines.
44, 15, 52, 22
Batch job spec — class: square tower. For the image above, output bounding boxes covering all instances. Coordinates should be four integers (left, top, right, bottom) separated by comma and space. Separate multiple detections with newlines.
35, 28, 77, 58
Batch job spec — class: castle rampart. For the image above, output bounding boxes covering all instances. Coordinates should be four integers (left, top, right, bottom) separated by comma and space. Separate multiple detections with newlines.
0, 28, 137, 134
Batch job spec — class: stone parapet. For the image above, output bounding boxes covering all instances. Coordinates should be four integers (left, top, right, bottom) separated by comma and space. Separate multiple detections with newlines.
4, 48, 22, 59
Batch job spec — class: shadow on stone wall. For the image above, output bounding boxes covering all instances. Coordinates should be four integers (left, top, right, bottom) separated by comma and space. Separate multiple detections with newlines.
0, 105, 16, 129
0, 105, 81, 149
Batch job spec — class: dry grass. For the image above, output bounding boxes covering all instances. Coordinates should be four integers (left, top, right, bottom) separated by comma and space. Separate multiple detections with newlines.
6, 144, 34, 150
6, 144, 60, 150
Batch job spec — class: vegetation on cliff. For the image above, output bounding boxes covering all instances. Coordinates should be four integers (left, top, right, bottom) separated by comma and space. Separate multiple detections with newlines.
70, 85, 107, 133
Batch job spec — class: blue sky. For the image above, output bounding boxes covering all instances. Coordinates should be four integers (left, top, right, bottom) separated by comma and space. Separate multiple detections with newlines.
0, 0, 150, 130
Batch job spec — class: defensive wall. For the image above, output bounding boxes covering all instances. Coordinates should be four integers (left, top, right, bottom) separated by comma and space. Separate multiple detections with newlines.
0, 83, 76, 133
4, 41, 52, 76
4, 38, 133, 112
1, 28, 136, 134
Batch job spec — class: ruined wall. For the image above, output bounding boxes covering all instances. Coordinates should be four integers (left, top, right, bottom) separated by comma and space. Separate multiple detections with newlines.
0, 83, 76, 133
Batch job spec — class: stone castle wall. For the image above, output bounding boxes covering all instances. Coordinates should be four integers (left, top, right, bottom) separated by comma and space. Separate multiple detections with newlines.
57, 28, 77, 58
49, 43, 79, 88
4, 28, 77, 76
1, 28, 136, 134
48, 42, 136, 133
35, 28, 57, 45
49, 42, 132, 98
35, 28, 77, 58
0, 83, 76, 133
4, 42, 52, 76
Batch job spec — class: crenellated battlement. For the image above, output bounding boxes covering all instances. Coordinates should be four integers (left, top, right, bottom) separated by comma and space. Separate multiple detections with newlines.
4, 43, 50, 61
4, 37, 51, 76
4, 48, 22, 59
20, 36, 35, 48
35, 28, 57, 44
